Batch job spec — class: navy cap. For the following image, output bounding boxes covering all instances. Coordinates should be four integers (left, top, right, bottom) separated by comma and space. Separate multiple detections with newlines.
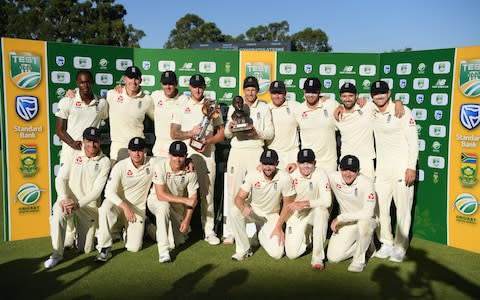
243, 76, 259, 89
340, 82, 357, 94
297, 149, 315, 163
128, 137, 146, 151
124, 66, 142, 79
303, 77, 321, 93
189, 74, 206, 87
161, 71, 177, 85
339, 155, 360, 172
169, 141, 188, 156
82, 127, 101, 142
260, 149, 279, 165
269, 80, 286, 93
370, 80, 389, 95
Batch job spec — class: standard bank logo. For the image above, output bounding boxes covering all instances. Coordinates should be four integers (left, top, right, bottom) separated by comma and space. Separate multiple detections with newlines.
9, 52, 41, 89
16, 96, 39, 121
459, 60, 480, 97
460, 104, 480, 130
454, 193, 478, 215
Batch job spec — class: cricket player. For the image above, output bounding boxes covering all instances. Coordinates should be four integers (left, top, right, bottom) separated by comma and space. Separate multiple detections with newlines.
147, 141, 199, 263
44, 127, 110, 269
96, 137, 153, 261
327, 155, 377, 272
170, 74, 224, 246
284, 149, 331, 270
223, 76, 274, 244
371, 80, 418, 263
229, 149, 296, 260
266, 80, 300, 170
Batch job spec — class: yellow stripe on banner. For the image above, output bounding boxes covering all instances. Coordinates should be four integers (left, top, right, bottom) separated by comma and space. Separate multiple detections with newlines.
448, 46, 480, 253
239, 51, 276, 102
2, 38, 51, 240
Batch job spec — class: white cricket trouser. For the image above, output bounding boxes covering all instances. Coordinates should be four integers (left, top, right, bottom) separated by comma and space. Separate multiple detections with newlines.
189, 153, 216, 236
327, 219, 376, 266
375, 168, 414, 251
230, 207, 284, 259
225, 147, 264, 235
96, 200, 146, 252
58, 146, 78, 246
48, 201, 97, 259
285, 207, 329, 262
147, 198, 188, 257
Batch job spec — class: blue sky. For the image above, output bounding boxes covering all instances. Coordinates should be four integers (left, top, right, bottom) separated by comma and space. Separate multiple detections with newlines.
117, 0, 480, 53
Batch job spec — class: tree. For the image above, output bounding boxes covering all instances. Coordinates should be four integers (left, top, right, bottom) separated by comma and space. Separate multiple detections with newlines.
0, 0, 145, 47
244, 21, 289, 42
290, 27, 332, 52
164, 14, 226, 48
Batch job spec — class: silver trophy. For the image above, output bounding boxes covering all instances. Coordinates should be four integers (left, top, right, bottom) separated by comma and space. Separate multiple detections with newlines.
190, 98, 219, 151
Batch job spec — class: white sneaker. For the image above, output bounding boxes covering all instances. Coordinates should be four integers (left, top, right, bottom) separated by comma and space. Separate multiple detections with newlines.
44, 257, 62, 269
223, 235, 235, 245
375, 244, 393, 259
159, 251, 171, 263
204, 234, 221, 245
231, 248, 253, 261
389, 247, 406, 262
348, 262, 365, 273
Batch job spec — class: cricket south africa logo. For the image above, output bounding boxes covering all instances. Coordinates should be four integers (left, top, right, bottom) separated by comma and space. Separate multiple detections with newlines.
454, 193, 478, 215
9, 52, 41, 89
459, 60, 480, 97
15, 183, 42, 205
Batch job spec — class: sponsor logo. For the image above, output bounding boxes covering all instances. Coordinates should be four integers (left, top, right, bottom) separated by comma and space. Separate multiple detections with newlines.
16, 96, 39, 121
283, 79, 294, 87
158, 60, 176, 72
433, 61, 451, 74
431, 93, 448, 106
100, 89, 108, 98
427, 156, 445, 169
359, 65, 376, 76
204, 77, 212, 86
9, 52, 41, 89
99, 58, 108, 69
362, 80, 371, 89
219, 76, 236, 88
460, 104, 480, 130
412, 108, 427, 121
73, 56, 92, 69
95, 73, 113, 85
459, 60, 480, 97
225, 62, 231, 73
20, 144, 39, 177
51, 71, 70, 84
383, 65, 391, 74
245, 63, 271, 95
380, 78, 393, 89
418, 169, 424, 181
220, 92, 233, 101
454, 193, 478, 215
319, 64, 336, 75
286, 92, 296, 101
179, 76, 190, 87
142, 61, 151, 70
56, 88, 65, 100
55, 56, 65, 67
180, 62, 195, 71
413, 78, 429, 90
417, 63, 426, 74
339, 79, 355, 89
115, 59, 132, 71
434, 110, 443, 120
432, 171, 439, 184
460, 153, 477, 187
199, 61, 216, 73
456, 133, 479, 148
416, 94, 424, 104
432, 79, 448, 89
141, 75, 155, 87
323, 79, 332, 89
395, 93, 410, 105
340, 65, 355, 75
204, 91, 216, 100
429, 125, 446, 137
418, 139, 425, 151
416, 124, 422, 135
304, 64, 312, 74
399, 79, 407, 88
279, 63, 296, 75
358, 93, 371, 101
396, 63, 412, 75
15, 183, 42, 205
322, 93, 335, 101
431, 141, 441, 152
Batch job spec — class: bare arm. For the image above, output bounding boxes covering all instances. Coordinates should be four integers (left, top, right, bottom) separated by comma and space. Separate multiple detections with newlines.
154, 183, 197, 208
170, 123, 200, 140
55, 117, 82, 150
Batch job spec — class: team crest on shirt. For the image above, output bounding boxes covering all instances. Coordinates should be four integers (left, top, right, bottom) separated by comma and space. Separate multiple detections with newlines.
336, 183, 342, 190
117, 95, 124, 102
301, 111, 308, 119
254, 181, 261, 189
368, 193, 375, 201
75, 156, 83, 164
127, 169, 133, 177
273, 182, 278, 191
184, 107, 191, 113
157, 100, 163, 107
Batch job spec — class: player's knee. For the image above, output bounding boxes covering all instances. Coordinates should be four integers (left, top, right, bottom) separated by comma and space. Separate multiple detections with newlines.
126, 244, 142, 253
326, 249, 342, 263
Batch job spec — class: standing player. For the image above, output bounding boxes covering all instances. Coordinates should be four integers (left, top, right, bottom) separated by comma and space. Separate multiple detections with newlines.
95, 137, 154, 261
147, 141, 199, 263
327, 155, 377, 272
170, 74, 224, 246
223, 76, 274, 244
284, 149, 331, 270
266, 80, 300, 170
44, 127, 110, 268
370, 80, 418, 262
230, 149, 296, 260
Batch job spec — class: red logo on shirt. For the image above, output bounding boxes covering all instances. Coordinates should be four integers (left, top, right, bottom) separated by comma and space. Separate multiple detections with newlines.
153, 171, 158, 180
325, 182, 331, 191
292, 178, 298, 186
127, 169, 133, 176
117, 95, 124, 102
409, 117, 416, 126
301, 111, 308, 119
166, 172, 171, 179
157, 100, 163, 107
184, 107, 191, 113
254, 181, 261, 189
74, 101, 82, 107
336, 183, 342, 190
368, 193, 375, 201
75, 156, 83, 164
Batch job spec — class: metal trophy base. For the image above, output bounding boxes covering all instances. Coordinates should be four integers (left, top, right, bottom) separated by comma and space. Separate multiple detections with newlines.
189, 138, 205, 151
231, 123, 253, 132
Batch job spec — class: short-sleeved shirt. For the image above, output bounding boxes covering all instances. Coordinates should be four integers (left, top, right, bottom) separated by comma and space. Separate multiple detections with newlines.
240, 169, 296, 216
267, 100, 300, 153
290, 166, 331, 209
56, 149, 110, 208
106, 89, 154, 144
150, 157, 199, 198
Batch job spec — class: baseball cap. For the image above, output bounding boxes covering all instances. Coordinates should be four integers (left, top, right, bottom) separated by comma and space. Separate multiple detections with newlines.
297, 149, 315, 163
161, 71, 177, 85
189, 74, 206, 87
370, 80, 389, 95
260, 149, 279, 165
339, 155, 360, 172
269, 81, 286, 93
128, 137, 146, 151
243, 76, 259, 89
124, 66, 142, 79
303, 77, 321, 93
169, 141, 188, 156
340, 82, 357, 94
82, 127, 101, 142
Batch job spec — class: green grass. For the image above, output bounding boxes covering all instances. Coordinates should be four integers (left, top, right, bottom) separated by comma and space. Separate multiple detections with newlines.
0, 154, 479, 299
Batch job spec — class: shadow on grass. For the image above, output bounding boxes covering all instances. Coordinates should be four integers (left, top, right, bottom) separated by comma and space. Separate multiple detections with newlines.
371, 247, 479, 299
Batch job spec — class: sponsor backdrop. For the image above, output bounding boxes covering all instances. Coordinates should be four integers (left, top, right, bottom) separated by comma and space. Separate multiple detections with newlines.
1, 38, 478, 254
